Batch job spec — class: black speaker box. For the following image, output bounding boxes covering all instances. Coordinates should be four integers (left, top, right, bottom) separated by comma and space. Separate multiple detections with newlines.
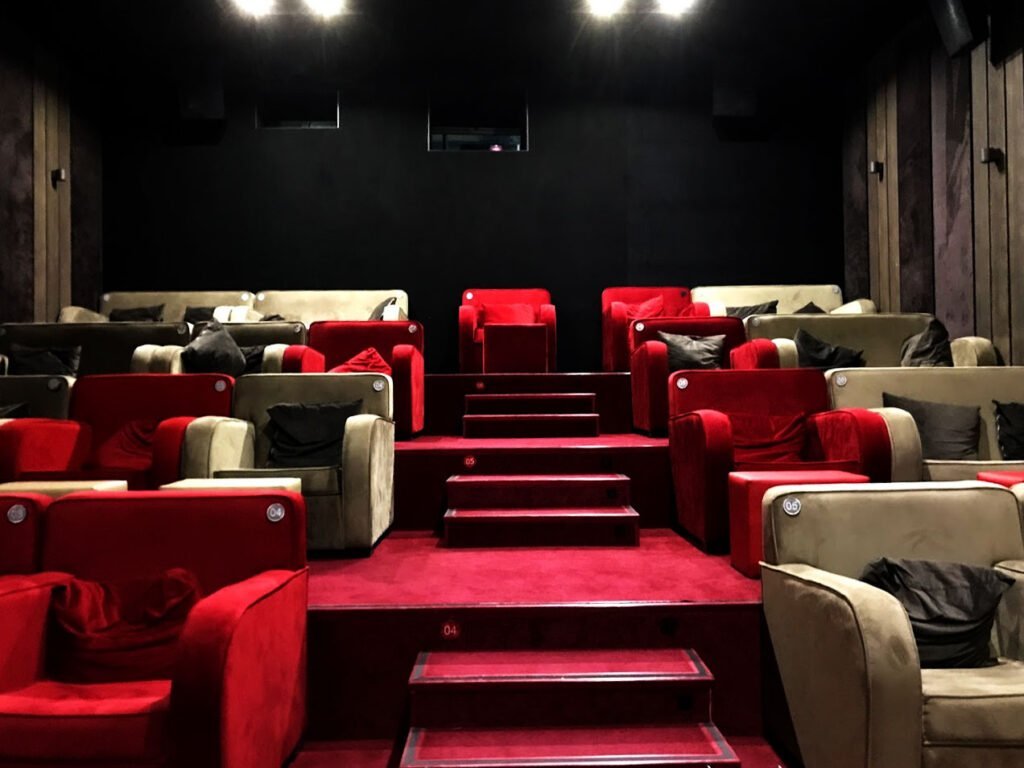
929, 0, 988, 57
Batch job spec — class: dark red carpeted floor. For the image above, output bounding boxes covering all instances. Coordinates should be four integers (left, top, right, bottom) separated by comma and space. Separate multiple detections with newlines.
308, 530, 760, 608
397, 435, 668, 451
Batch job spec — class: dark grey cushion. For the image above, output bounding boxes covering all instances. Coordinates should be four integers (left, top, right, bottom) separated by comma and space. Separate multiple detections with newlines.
7, 344, 81, 377
726, 300, 779, 320
901, 319, 954, 367
994, 400, 1024, 461
240, 345, 267, 376
0, 402, 28, 418
368, 297, 398, 321
265, 400, 363, 468
656, 332, 726, 372
794, 329, 865, 370
181, 322, 245, 377
883, 391, 980, 460
861, 558, 1013, 668
184, 306, 216, 324
108, 305, 164, 323
795, 302, 827, 314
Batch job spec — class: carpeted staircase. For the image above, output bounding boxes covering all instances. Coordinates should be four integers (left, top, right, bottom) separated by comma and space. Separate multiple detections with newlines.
444, 474, 640, 547
400, 648, 741, 767
462, 393, 601, 438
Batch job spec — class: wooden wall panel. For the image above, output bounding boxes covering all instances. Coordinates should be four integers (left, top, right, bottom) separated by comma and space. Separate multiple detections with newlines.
987, 47, 1012, 358
972, 44, 993, 340
0, 55, 35, 323
843, 77, 870, 301
1006, 51, 1024, 364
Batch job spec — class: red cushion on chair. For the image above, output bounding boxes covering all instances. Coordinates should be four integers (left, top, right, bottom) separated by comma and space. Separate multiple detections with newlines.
49, 568, 203, 684
481, 303, 537, 325
331, 347, 393, 375
625, 295, 665, 321
730, 413, 807, 463
92, 419, 159, 472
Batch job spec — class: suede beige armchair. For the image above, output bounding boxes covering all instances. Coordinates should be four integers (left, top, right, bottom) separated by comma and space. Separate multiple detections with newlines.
762, 481, 1024, 768
215, 373, 395, 552
690, 284, 876, 315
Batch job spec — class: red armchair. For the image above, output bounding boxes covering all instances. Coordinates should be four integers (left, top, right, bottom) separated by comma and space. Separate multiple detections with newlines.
0, 489, 307, 768
309, 320, 425, 436
630, 316, 767, 434
0, 374, 237, 489
667, 369, 893, 551
459, 289, 556, 373
0, 493, 50, 575
601, 287, 700, 371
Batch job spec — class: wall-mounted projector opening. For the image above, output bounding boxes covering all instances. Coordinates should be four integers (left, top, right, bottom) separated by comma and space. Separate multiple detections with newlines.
256, 89, 340, 129
428, 86, 528, 152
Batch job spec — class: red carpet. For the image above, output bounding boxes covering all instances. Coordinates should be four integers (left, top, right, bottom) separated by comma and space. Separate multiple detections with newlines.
308, 531, 760, 608
398, 435, 667, 450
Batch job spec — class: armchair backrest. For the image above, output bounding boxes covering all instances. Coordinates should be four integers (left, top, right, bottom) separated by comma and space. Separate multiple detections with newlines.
221, 322, 308, 347
0, 493, 51, 575
100, 291, 255, 323
668, 369, 829, 420
763, 482, 1024, 578
253, 290, 409, 325
462, 289, 551, 308
233, 373, 393, 466
828, 366, 1024, 460
691, 284, 845, 314
629, 317, 746, 361
602, 287, 692, 317
40, 491, 306, 593
309, 321, 424, 368
745, 313, 934, 367
70, 374, 233, 450
0, 375, 73, 419
0, 323, 191, 377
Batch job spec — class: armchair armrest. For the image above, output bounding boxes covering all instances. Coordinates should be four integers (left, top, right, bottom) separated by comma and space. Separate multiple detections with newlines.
806, 408, 893, 481
538, 304, 557, 371
831, 298, 878, 314
0, 574, 71, 692
171, 569, 308, 768
995, 560, 1024, 661
668, 409, 734, 550
0, 418, 92, 480
606, 301, 631, 371
131, 345, 184, 373
341, 414, 395, 549
771, 338, 799, 368
729, 339, 780, 369
152, 416, 200, 487
630, 341, 670, 434
762, 563, 922, 768
182, 417, 255, 479
458, 305, 482, 372
952, 336, 999, 367
57, 305, 108, 323
281, 345, 325, 374
391, 344, 425, 436
868, 407, 924, 482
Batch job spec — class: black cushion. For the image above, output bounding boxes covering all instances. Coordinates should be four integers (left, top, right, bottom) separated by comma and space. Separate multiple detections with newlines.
656, 332, 726, 372
368, 297, 398, 321
240, 345, 267, 375
883, 391, 980, 460
180, 322, 245, 377
994, 400, 1024, 461
726, 300, 779, 319
0, 402, 28, 418
901, 318, 954, 367
108, 305, 164, 323
795, 302, 827, 314
260, 314, 288, 322
6, 343, 81, 377
184, 306, 216, 324
794, 329, 865, 369
265, 400, 363, 468
861, 558, 1014, 668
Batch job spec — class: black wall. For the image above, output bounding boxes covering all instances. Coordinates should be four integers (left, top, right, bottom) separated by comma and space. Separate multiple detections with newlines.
90, 0, 856, 372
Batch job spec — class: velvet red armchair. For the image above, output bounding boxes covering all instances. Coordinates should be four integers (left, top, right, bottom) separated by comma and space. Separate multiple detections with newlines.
0, 374, 239, 489
601, 287, 698, 371
630, 316, 766, 434
459, 289, 556, 373
308, 320, 425, 436
0, 489, 308, 768
667, 369, 893, 551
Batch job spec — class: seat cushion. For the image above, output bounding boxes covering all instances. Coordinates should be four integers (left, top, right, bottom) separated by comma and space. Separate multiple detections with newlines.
481, 303, 537, 325
0, 679, 170, 762
923, 660, 1024, 746
215, 466, 340, 494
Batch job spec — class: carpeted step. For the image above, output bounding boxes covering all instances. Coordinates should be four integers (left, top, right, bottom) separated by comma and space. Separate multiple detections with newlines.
465, 393, 598, 416
463, 413, 601, 439
447, 474, 631, 508
400, 724, 741, 768
444, 507, 640, 547
409, 649, 711, 728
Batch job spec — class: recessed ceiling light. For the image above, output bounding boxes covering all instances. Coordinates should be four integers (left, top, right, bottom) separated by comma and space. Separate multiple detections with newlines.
303, 0, 347, 18
231, 0, 275, 17
587, 0, 628, 18
657, 0, 697, 15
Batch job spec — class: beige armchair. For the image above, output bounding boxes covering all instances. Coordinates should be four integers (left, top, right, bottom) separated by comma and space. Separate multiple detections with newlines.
690, 284, 876, 316
215, 373, 395, 551
59, 290, 258, 324
828, 367, 1024, 481
252, 290, 409, 326
762, 481, 1024, 768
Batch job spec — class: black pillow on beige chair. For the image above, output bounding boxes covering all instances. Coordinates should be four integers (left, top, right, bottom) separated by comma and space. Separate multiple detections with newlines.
7, 343, 82, 377
265, 400, 363, 468
109, 305, 164, 323
181, 322, 246, 377
0, 402, 28, 418
726, 300, 779, 319
794, 329, 865, 370
994, 400, 1024, 461
900, 318, 954, 367
883, 391, 980, 460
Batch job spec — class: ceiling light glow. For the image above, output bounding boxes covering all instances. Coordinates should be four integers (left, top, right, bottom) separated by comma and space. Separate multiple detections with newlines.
303, 0, 346, 18
658, 0, 697, 15
231, 0, 275, 17
587, 0, 627, 18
